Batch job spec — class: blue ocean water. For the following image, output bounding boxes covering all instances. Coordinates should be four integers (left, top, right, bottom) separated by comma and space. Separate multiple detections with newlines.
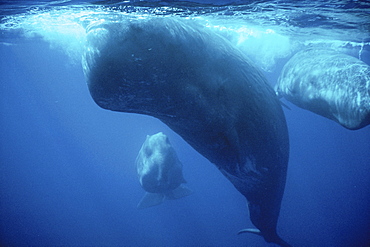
0, 1, 369, 246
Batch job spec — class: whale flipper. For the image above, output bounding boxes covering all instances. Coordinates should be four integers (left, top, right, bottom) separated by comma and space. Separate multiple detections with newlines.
137, 192, 165, 209
238, 228, 262, 235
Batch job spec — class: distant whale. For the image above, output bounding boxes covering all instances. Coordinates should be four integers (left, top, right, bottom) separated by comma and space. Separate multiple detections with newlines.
136, 132, 192, 209
275, 49, 370, 130
83, 17, 290, 246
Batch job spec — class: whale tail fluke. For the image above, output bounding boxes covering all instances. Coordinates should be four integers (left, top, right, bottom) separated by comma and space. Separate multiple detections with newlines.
279, 100, 292, 110
137, 185, 193, 209
238, 228, 292, 247
137, 192, 165, 209
165, 184, 193, 200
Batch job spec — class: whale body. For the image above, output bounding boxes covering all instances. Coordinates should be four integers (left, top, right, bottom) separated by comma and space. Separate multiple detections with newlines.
275, 49, 370, 130
83, 17, 290, 246
136, 132, 192, 208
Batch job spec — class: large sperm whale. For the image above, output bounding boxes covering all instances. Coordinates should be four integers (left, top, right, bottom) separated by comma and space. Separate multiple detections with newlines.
83, 17, 291, 246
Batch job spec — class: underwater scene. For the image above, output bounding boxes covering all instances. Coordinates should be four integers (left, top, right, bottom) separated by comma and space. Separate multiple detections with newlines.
0, 0, 369, 246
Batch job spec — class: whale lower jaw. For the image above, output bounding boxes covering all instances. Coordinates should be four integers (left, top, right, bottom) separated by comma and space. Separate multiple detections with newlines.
238, 228, 292, 247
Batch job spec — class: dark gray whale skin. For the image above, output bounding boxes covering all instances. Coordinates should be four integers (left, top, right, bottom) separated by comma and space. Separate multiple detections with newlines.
83, 17, 290, 246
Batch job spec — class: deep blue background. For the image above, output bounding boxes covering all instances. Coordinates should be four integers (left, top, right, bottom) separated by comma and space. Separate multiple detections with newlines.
0, 38, 369, 246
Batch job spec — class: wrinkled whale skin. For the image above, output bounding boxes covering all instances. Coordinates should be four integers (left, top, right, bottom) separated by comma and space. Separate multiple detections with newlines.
275, 49, 370, 130
83, 17, 290, 245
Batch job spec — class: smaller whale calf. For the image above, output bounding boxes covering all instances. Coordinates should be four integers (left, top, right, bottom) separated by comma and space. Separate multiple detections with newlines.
136, 132, 192, 209
275, 49, 370, 130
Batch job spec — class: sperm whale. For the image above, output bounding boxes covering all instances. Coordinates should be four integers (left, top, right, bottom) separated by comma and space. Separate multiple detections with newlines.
83, 17, 291, 246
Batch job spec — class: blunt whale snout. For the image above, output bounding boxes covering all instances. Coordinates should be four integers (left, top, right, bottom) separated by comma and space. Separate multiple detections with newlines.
83, 17, 290, 246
